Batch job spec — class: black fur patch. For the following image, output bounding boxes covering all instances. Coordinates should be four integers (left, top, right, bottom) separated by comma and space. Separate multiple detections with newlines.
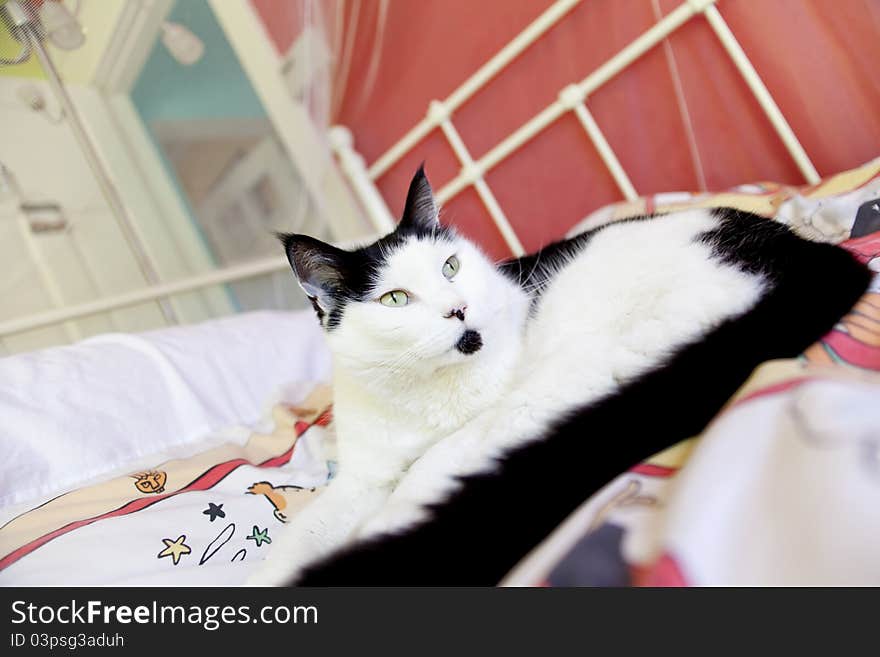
498, 229, 599, 299
294, 209, 872, 585
455, 329, 483, 354
306, 296, 325, 323
498, 215, 660, 310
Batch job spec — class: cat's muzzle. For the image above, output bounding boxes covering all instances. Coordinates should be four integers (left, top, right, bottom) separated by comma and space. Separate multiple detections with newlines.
455, 329, 483, 355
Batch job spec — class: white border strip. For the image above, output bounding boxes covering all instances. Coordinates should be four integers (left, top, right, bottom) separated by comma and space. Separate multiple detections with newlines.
703, 5, 820, 184
433, 102, 525, 255
329, 126, 396, 233
571, 99, 638, 200
0, 257, 290, 337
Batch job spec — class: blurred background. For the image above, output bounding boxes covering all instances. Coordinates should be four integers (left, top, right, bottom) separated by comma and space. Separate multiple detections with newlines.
0, 0, 878, 355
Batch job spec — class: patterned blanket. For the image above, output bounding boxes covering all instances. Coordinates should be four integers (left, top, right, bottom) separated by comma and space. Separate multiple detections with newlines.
0, 388, 333, 585
506, 158, 880, 586
1, 158, 878, 586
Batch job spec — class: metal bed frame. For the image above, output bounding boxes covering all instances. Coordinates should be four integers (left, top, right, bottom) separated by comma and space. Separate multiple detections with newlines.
0, 0, 820, 341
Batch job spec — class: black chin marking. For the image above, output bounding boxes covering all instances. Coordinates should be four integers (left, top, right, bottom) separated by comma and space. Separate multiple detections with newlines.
456, 330, 483, 354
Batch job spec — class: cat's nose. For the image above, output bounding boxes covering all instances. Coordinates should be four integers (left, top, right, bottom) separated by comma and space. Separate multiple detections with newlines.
444, 305, 467, 321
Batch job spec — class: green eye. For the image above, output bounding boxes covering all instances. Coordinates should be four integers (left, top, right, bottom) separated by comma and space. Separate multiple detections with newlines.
379, 290, 409, 307
442, 255, 460, 280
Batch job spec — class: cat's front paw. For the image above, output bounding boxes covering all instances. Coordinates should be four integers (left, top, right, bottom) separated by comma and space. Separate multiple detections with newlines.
245, 529, 317, 586
357, 497, 428, 539
247, 558, 299, 586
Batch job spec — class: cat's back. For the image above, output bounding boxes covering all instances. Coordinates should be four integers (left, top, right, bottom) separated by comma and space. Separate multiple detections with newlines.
517, 209, 765, 390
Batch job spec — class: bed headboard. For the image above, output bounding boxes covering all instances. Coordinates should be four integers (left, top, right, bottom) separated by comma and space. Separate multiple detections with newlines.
330, 0, 825, 260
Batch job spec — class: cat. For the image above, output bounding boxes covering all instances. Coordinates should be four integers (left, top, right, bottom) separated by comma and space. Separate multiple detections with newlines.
248, 166, 530, 584
250, 167, 871, 586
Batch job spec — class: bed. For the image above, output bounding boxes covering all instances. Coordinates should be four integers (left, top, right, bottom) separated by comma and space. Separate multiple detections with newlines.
0, 310, 333, 585
1, 0, 879, 586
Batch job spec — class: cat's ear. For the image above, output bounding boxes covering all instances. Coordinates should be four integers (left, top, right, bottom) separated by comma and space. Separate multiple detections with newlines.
398, 164, 439, 233
278, 233, 348, 321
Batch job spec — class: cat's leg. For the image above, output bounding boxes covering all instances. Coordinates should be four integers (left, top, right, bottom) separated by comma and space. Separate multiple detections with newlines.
356, 402, 538, 539
247, 474, 391, 585
355, 426, 483, 539
356, 385, 583, 541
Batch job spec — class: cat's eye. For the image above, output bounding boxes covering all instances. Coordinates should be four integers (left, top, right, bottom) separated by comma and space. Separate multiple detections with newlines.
379, 290, 409, 307
442, 255, 460, 280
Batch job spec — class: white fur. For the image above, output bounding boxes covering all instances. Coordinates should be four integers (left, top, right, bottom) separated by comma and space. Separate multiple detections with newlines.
249, 209, 764, 584
249, 232, 529, 584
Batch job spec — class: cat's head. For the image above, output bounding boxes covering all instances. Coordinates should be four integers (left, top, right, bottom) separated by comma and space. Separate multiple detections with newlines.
280, 167, 525, 381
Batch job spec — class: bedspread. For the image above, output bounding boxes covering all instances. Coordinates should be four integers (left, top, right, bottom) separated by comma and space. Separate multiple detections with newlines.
2, 159, 878, 586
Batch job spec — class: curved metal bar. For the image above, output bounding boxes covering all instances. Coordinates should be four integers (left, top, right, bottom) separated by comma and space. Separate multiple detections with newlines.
0, 41, 31, 66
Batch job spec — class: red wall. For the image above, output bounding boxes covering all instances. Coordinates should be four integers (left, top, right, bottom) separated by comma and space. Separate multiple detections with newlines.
252, 0, 880, 259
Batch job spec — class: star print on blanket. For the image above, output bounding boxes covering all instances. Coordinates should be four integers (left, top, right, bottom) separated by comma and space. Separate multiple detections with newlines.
0, 387, 332, 585
203, 503, 226, 522
246, 526, 272, 548
158, 535, 192, 565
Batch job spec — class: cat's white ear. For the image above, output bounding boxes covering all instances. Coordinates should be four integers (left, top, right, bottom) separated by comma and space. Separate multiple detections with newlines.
278, 233, 348, 319
398, 165, 439, 233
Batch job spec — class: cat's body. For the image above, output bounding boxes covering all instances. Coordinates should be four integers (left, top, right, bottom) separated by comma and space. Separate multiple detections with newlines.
248, 168, 871, 586
249, 169, 529, 584
351, 208, 766, 540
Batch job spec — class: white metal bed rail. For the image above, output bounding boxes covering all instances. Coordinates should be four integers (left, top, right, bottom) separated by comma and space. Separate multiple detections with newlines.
0, 256, 290, 337
340, 0, 820, 258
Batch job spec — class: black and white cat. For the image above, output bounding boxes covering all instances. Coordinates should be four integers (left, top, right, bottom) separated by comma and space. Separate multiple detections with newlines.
249, 167, 870, 585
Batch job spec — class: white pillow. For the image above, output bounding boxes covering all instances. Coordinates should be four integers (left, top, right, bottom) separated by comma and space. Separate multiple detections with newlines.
0, 310, 330, 509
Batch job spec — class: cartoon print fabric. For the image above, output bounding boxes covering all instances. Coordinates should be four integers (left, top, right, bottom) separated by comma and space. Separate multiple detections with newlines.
0, 388, 332, 585
504, 157, 880, 586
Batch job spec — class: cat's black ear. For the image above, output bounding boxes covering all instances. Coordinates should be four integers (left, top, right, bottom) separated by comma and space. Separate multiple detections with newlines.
398, 164, 439, 234
278, 233, 348, 322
